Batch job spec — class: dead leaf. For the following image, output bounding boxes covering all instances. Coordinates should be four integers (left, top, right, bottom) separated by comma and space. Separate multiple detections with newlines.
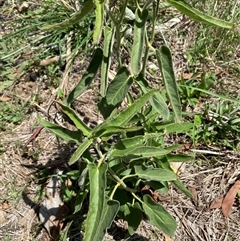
0, 96, 11, 102
189, 186, 198, 207
222, 180, 240, 217
209, 197, 223, 209
40, 56, 60, 66
2, 201, 9, 210
163, 233, 174, 241
39, 176, 68, 240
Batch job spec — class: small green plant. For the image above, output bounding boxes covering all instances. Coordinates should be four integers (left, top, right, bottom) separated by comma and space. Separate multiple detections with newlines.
0, 101, 26, 130
179, 72, 215, 107
191, 100, 240, 148
37, 0, 235, 240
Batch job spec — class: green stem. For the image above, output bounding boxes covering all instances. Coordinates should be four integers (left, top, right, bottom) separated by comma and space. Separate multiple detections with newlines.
142, 1, 158, 77
108, 168, 137, 199
134, 0, 141, 10
117, 0, 128, 25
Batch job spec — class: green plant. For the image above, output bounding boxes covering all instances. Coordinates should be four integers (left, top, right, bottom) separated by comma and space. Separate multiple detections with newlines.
37, 0, 235, 240
191, 100, 240, 148
179, 72, 216, 107
0, 101, 27, 130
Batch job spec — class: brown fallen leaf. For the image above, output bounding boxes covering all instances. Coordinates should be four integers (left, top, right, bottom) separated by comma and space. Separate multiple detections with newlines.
2, 201, 9, 210
222, 180, 240, 217
189, 186, 198, 207
163, 233, 174, 241
0, 96, 11, 102
209, 197, 224, 209
40, 56, 60, 66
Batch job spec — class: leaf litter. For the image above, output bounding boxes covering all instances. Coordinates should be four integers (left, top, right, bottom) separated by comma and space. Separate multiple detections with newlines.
210, 180, 240, 217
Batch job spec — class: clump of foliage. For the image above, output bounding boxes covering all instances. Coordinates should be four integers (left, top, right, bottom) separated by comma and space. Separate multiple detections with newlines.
35, 0, 236, 240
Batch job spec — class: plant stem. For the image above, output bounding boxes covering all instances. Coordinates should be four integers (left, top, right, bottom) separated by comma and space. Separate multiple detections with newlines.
108, 168, 137, 199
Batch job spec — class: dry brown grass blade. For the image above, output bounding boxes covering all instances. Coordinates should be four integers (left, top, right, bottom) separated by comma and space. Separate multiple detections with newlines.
222, 180, 240, 217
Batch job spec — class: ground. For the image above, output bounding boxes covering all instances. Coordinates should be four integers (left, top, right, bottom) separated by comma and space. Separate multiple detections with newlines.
1, 1, 240, 241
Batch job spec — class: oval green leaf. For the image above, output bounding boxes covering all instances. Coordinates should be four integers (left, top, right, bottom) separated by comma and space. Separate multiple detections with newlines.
167, 0, 234, 29
131, 9, 148, 76
142, 195, 177, 237
156, 46, 182, 122
135, 165, 176, 182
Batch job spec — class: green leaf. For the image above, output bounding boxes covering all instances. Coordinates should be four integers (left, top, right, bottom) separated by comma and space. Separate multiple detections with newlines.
142, 195, 177, 237
64, 48, 103, 105
84, 163, 120, 241
167, 0, 234, 29
135, 165, 176, 182
109, 145, 175, 159
164, 122, 193, 133
114, 133, 165, 150
99, 67, 133, 118
106, 67, 133, 106
91, 125, 142, 139
93, 0, 105, 44
156, 46, 182, 122
42, 0, 94, 31
74, 189, 89, 213
38, 116, 82, 144
172, 179, 192, 198
101, 27, 115, 96
110, 145, 179, 161
94, 89, 157, 136
68, 138, 92, 165
131, 9, 148, 76
56, 102, 92, 137
124, 202, 142, 235
107, 89, 157, 127
166, 154, 194, 162
136, 74, 170, 120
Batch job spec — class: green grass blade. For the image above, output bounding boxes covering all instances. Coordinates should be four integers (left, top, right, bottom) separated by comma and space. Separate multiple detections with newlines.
42, 0, 94, 31
56, 102, 92, 137
131, 9, 148, 76
38, 116, 82, 144
101, 26, 115, 97
93, 0, 105, 44
156, 46, 182, 122
167, 0, 234, 29
64, 48, 103, 105
179, 85, 240, 105
68, 138, 92, 165
142, 195, 177, 237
